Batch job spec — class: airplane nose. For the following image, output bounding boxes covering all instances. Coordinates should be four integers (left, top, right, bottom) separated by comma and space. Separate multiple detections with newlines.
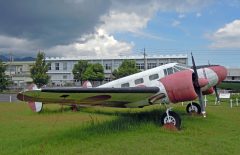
209, 66, 227, 84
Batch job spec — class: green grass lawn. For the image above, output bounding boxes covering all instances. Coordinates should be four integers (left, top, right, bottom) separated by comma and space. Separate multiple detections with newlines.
1, 95, 240, 155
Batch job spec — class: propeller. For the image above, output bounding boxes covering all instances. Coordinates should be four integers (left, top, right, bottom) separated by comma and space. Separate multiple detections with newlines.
191, 53, 206, 117
214, 86, 220, 103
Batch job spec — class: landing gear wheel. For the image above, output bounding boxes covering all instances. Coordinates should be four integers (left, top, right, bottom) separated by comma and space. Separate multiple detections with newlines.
161, 111, 181, 130
186, 102, 201, 114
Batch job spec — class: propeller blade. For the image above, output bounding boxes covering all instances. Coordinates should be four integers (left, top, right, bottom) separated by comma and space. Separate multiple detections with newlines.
214, 86, 220, 103
191, 53, 206, 117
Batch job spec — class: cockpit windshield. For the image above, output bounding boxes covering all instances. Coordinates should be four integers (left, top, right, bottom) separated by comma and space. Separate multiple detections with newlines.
173, 64, 189, 72
163, 64, 190, 76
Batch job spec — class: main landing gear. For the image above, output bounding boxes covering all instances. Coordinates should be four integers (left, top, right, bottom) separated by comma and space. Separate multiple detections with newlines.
70, 104, 80, 112
186, 102, 201, 115
160, 108, 181, 130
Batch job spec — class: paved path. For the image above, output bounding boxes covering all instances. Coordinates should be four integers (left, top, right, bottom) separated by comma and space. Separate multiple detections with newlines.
0, 94, 18, 102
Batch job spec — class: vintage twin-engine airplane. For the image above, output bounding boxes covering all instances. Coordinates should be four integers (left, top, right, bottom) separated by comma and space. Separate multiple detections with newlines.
17, 55, 227, 129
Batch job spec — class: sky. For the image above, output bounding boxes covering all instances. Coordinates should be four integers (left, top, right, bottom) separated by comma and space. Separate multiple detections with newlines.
0, 0, 240, 67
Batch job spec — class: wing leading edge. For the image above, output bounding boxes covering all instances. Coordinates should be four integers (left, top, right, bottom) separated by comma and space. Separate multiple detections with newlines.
18, 87, 164, 108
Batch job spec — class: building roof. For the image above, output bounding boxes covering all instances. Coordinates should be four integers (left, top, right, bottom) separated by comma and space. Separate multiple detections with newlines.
46, 54, 188, 61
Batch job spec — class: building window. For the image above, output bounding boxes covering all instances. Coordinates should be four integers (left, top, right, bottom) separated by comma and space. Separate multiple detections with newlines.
232, 77, 235, 80
121, 83, 129, 88
147, 63, 157, 69
63, 75, 67, 79
105, 64, 112, 70
55, 63, 59, 70
135, 78, 144, 85
105, 78, 110, 82
63, 62, 67, 70
149, 74, 159, 81
136, 63, 144, 70
48, 63, 51, 70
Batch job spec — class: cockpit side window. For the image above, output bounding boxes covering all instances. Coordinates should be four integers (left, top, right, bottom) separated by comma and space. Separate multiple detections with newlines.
164, 69, 168, 76
167, 67, 174, 75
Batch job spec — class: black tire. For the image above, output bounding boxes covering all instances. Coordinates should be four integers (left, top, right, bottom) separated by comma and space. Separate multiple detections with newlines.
186, 102, 201, 114
161, 111, 181, 130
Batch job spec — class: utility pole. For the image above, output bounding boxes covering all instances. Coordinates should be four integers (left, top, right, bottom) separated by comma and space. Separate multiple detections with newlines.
9, 52, 13, 81
144, 48, 147, 70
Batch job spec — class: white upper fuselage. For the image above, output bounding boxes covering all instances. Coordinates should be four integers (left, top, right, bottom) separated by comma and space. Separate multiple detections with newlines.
98, 63, 186, 88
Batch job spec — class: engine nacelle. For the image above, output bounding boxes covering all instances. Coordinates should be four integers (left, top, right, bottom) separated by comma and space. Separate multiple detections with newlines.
202, 87, 214, 95
160, 70, 198, 103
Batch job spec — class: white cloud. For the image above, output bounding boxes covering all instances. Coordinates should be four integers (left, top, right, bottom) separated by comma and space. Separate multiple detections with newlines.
0, 0, 214, 57
178, 14, 185, 19
172, 20, 181, 27
0, 35, 39, 56
100, 11, 150, 34
208, 19, 240, 48
47, 29, 133, 57
196, 12, 202, 17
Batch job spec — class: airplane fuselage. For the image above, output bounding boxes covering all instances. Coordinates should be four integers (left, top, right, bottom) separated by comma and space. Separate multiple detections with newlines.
98, 63, 227, 104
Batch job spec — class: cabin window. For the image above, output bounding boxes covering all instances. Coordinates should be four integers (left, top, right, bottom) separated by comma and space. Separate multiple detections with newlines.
121, 83, 130, 88
149, 74, 159, 81
135, 78, 144, 85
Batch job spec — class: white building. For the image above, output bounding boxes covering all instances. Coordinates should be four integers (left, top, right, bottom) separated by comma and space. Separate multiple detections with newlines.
46, 54, 188, 86
225, 68, 240, 82
4, 61, 34, 88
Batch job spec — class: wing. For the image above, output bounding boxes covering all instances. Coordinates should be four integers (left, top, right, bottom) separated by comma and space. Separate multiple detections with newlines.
17, 87, 164, 108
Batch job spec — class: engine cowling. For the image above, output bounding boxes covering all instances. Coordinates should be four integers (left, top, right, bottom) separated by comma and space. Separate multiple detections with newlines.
202, 87, 214, 95
160, 70, 198, 103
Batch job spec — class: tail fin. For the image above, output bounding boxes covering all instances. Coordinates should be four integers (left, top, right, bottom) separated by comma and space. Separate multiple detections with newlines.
82, 81, 92, 88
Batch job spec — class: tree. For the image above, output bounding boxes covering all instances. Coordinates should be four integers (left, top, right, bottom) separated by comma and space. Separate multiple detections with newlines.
30, 52, 50, 88
0, 60, 9, 92
82, 63, 104, 83
72, 60, 88, 85
112, 60, 140, 79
